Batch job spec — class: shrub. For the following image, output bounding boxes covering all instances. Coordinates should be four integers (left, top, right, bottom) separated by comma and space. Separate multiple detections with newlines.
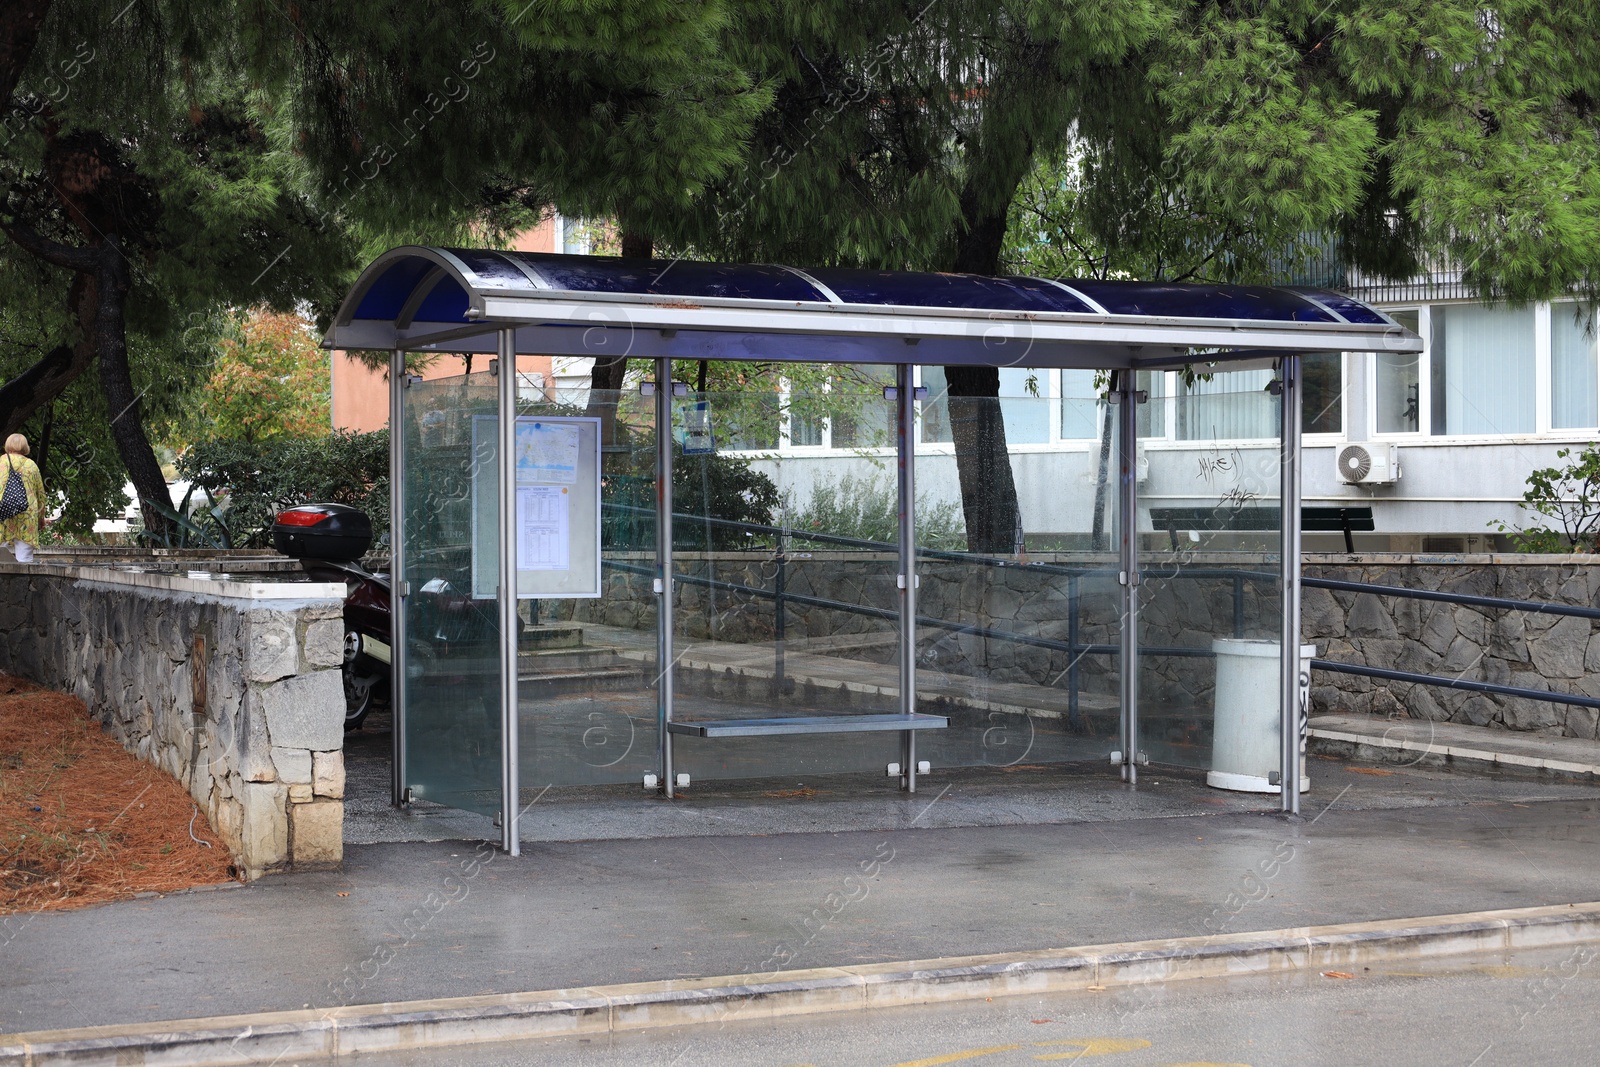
177, 431, 389, 549
1495, 445, 1600, 552
785, 472, 966, 550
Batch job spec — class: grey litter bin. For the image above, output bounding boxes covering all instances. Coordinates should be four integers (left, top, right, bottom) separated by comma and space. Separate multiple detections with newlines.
1207, 638, 1316, 793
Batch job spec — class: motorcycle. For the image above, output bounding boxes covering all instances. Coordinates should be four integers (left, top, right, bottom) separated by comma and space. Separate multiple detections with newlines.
272, 504, 503, 730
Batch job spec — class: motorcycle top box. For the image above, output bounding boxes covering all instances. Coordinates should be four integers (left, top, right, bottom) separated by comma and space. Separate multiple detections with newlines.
272, 503, 373, 562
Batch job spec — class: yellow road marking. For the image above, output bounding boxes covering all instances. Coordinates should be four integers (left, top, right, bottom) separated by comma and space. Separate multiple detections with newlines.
887, 1045, 1025, 1067
1033, 1037, 1153, 1059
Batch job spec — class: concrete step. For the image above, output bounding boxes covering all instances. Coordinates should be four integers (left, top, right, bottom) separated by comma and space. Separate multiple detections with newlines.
1309, 713, 1600, 778
518, 623, 584, 651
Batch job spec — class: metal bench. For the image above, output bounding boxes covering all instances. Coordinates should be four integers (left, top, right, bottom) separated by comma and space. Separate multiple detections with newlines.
1150, 505, 1375, 553
1300, 505, 1376, 553
667, 713, 949, 738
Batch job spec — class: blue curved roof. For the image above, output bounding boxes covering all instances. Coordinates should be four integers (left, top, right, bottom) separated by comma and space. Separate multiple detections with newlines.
328, 246, 1419, 368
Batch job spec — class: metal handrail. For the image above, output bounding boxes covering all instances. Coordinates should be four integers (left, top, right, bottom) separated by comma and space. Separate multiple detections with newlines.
1310, 659, 1600, 711
1303, 576, 1600, 622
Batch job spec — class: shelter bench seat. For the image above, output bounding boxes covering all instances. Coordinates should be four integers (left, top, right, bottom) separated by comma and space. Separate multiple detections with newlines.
667, 713, 948, 738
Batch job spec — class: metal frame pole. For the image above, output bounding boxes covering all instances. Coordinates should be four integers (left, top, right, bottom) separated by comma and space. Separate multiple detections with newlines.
1116, 370, 1140, 785
1279, 355, 1304, 815
896, 363, 917, 793
389, 348, 408, 808
497, 329, 521, 854
656, 359, 676, 797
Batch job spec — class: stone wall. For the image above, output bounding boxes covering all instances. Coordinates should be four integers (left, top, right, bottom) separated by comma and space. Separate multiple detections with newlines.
1303, 554, 1600, 740
0, 564, 348, 878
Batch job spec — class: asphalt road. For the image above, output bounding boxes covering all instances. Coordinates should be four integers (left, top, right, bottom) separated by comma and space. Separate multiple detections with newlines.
355, 944, 1600, 1067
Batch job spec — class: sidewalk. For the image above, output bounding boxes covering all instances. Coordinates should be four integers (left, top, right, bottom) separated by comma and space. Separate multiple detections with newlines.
5, 781, 1600, 1037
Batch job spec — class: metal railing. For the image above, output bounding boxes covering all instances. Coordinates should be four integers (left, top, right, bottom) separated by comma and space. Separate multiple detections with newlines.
601, 504, 1273, 728
599, 503, 1600, 721
1302, 575, 1600, 711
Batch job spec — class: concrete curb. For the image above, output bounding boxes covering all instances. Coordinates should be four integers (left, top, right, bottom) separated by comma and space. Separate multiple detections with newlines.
7, 901, 1600, 1066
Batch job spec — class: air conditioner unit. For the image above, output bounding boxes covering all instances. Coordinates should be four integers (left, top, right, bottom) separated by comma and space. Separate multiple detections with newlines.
1335, 442, 1399, 485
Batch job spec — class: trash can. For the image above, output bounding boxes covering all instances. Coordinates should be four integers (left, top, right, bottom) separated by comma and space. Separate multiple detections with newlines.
1207, 638, 1316, 793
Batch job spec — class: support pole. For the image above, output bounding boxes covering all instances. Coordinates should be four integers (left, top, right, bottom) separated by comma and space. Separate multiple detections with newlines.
1279, 355, 1304, 816
1116, 370, 1140, 785
497, 330, 521, 854
656, 359, 676, 797
896, 364, 918, 793
389, 348, 408, 808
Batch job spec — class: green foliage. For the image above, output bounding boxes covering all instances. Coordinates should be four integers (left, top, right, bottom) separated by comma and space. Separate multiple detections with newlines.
785, 473, 966, 551
1494, 446, 1600, 553
177, 431, 389, 549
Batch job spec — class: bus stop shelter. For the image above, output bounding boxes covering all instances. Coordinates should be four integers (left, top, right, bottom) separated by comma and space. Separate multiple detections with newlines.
328, 246, 1421, 854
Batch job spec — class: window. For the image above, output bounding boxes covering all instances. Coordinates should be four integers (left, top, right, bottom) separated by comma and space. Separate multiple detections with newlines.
830, 367, 896, 448
1177, 368, 1278, 440
1137, 370, 1165, 439
1302, 353, 1343, 435
998, 367, 1050, 444
1433, 304, 1536, 435
1375, 310, 1421, 433
1060, 368, 1100, 440
1552, 303, 1599, 430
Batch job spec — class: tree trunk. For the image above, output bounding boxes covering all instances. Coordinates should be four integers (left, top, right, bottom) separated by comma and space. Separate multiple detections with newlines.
587, 230, 653, 446
1089, 398, 1114, 551
942, 166, 1029, 554
944, 365, 1021, 553
92, 239, 175, 540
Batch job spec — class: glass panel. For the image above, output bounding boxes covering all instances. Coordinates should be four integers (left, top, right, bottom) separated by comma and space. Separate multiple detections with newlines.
671, 383, 900, 780
914, 388, 1122, 769
1377, 310, 1421, 433
998, 367, 1050, 444
719, 387, 780, 450
401, 371, 502, 815
519, 385, 660, 788
1138, 370, 1166, 438
830, 366, 896, 449
1302, 353, 1343, 435
1139, 372, 1282, 778
1435, 303, 1536, 435
1060, 369, 1100, 440
1552, 303, 1599, 430
1066, 280, 1335, 322
920, 366, 953, 443
1177, 368, 1277, 440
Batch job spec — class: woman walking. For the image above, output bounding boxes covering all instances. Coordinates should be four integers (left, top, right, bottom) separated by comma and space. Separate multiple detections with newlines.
0, 434, 45, 563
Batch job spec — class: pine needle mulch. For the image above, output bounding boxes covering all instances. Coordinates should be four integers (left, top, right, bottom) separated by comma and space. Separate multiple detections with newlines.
0, 674, 236, 914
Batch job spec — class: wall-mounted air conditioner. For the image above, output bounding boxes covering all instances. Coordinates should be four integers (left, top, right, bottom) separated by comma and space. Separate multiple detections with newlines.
1335, 442, 1400, 485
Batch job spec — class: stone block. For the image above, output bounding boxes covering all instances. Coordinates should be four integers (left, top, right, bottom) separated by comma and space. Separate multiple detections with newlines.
1528, 615, 1590, 679
1441, 634, 1485, 674
1419, 607, 1457, 655
239, 694, 277, 782
1457, 694, 1499, 727
290, 799, 343, 867
288, 783, 314, 803
246, 613, 300, 683
1565, 706, 1599, 740
304, 619, 345, 669
239, 781, 290, 872
271, 746, 314, 784
259, 670, 345, 750
1347, 593, 1397, 638
313, 750, 346, 799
